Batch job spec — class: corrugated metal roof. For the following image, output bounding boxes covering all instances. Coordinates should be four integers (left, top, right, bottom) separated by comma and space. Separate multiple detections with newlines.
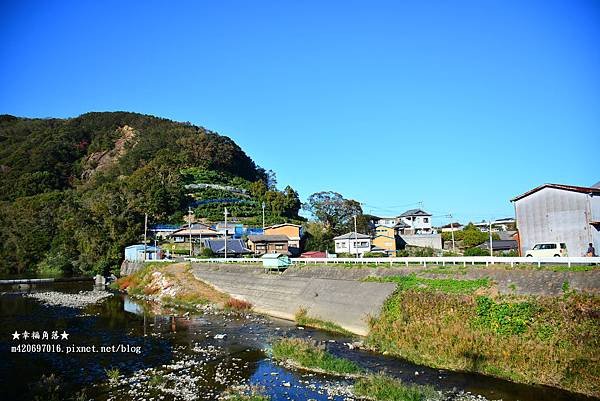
511, 183, 600, 202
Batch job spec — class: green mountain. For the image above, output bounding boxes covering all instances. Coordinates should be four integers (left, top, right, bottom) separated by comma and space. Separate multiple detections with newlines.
0, 112, 301, 276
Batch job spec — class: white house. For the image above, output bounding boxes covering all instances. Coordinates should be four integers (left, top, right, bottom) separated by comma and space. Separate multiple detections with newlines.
397, 209, 433, 234
374, 216, 397, 227
511, 183, 600, 256
334, 232, 372, 256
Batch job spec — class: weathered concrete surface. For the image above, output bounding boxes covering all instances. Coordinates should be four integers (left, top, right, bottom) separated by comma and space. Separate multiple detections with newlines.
120, 261, 144, 276
191, 264, 396, 336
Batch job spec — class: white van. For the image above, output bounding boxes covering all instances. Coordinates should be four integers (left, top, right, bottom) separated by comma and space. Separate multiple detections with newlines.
525, 243, 568, 257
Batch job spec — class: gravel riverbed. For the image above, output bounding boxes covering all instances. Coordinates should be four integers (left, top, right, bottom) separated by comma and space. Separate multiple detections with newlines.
24, 290, 112, 308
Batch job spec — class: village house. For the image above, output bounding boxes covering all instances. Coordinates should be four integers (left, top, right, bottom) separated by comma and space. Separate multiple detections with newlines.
334, 232, 372, 256
168, 223, 220, 243
373, 216, 397, 227
202, 239, 251, 257
264, 223, 303, 254
372, 225, 399, 254
397, 209, 433, 234
511, 183, 600, 256
247, 235, 290, 256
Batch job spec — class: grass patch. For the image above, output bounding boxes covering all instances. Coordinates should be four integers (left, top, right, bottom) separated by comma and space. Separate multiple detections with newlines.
295, 308, 352, 336
105, 367, 120, 384
367, 289, 600, 397
271, 338, 361, 376
161, 294, 208, 310
474, 296, 537, 335
354, 374, 439, 401
364, 274, 491, 294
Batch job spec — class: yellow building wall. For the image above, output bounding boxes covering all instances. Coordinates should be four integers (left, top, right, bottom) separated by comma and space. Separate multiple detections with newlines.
372, 235, 396, 251
265, 225, 301, 239
374, 226, 395, 237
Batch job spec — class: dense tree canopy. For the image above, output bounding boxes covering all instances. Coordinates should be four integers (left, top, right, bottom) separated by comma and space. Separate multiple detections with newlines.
0, 112, 302, 276
303, 191, 363, 235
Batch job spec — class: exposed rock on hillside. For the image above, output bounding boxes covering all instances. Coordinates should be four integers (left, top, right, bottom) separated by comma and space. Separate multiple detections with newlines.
81, 125, 137, 179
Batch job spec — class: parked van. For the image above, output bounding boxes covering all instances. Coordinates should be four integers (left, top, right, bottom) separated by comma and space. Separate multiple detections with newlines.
525, 243, 568, 257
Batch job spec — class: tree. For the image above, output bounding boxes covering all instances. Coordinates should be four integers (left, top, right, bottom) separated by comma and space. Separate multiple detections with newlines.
303, 221, 334, 252
304, 191, 363, 235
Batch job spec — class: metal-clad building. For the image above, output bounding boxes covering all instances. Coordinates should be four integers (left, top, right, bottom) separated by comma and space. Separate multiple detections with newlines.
511, 183, 600, 256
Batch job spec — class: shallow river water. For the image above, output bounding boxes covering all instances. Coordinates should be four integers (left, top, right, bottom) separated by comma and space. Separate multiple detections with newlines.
0, 282, 596, 401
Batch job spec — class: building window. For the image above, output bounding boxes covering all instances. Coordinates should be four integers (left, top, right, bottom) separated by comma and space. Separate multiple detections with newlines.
275, 244, 284, 250
424, 217, 429, 223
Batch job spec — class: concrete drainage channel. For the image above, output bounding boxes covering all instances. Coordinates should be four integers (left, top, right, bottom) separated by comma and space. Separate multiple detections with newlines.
191, 264, 397, 336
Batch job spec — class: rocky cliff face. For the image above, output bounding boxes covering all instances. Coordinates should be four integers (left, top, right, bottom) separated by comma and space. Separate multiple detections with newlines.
81, 125, 137, 179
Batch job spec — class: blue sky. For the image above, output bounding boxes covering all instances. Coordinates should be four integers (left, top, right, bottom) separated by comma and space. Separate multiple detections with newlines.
1, 0, 599, 224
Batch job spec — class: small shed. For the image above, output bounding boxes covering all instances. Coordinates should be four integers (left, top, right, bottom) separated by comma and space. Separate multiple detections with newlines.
124, 244, 161, 262
261, 253, 292, 272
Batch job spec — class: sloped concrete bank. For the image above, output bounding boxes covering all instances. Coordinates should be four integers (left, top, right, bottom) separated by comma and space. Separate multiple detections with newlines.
191, 264, 396, 336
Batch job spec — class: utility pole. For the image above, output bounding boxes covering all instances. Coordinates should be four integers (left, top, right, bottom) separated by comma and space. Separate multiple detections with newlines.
188, 207, 193, 256
224, 207, 228, 260
353, 214, 359, 258
262, 201, 266, 230
489, 219, 493, 257
449, 214, 455, 253
143, 213, 148, 261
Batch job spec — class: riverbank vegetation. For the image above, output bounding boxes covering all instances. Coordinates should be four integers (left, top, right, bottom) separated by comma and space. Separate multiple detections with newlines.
294, 308, 353, 336
272, 338, 361, 376
116, 262, 231, 310
271, 338, 440, 401
367, 285, 600, 397
364, 274, 491, 294
354, 374, 438, 401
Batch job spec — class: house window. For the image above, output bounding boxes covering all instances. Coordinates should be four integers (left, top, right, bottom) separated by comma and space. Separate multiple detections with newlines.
423, 217, 429, 223
275, 244, 284, 250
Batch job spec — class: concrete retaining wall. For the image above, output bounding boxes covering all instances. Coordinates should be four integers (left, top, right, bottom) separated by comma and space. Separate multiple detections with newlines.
120, 261, 144, 276
398, 234, 443, 249
191, 264, 396, 336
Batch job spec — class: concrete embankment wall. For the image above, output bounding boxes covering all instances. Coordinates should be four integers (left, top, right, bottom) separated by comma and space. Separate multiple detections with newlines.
191, 264, 397, 336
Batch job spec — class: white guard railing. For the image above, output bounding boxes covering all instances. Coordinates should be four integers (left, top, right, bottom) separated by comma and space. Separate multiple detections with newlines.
185, 256, 600, 268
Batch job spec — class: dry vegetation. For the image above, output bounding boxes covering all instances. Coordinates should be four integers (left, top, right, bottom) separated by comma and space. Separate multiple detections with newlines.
116, 262, 230, 308
368, 288, 600, 397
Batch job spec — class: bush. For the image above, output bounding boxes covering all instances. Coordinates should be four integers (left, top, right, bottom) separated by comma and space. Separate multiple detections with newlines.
363, 252, 386, 258
225, 298, 252, 310
464, 247, 489, 256
200, 247, 215, 258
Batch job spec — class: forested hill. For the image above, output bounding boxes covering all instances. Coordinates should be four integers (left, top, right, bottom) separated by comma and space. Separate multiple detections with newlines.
0, 112, 302, 276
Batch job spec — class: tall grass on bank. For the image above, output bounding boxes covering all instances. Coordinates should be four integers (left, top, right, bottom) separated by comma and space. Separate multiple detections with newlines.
354, 374, 439, 401
367, 289, 600, 397
294, 308, 352, 336
271, 338, 361, 376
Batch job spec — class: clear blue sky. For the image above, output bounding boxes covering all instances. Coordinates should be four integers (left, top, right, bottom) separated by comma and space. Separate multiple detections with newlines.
1, 0, 599, 224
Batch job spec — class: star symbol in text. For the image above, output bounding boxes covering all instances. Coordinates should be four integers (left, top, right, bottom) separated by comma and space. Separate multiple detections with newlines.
12, 331, 20, 340
60, 331, 69, 340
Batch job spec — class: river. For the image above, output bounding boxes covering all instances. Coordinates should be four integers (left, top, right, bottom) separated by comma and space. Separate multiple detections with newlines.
0, 282, 596, 401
